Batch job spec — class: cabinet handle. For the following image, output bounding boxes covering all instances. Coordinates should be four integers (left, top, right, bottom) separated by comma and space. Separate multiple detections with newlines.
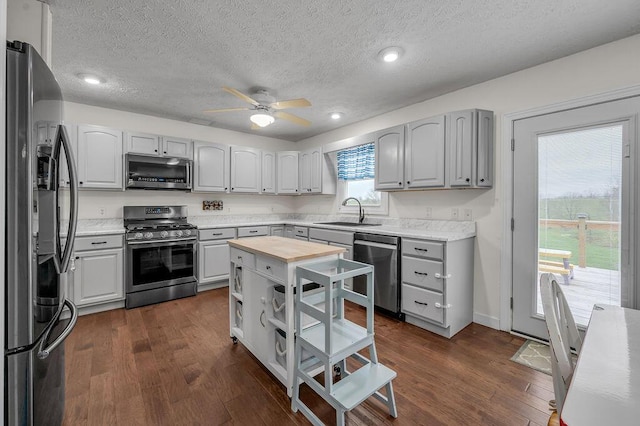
237, 256, 242, 261
225, 187, 228, 190
414, 248, 428, 252
414, 271, 428, 276
435, 302, 452, 309
266, 265, 271, 270
407, 181, 410, 184
163, 151, 167, 154
259, 310, 266, 327
249, 230, 258, 233
434, 273, 451, 279
212, 232, 223, 236
480, 178, 485, 182
263, 188, 265, 191
398, 182, 402, 185
414, 300, 429, 306
231, 187, 234, 190
465, 178, 470, 182
75, 256, 79, 260
79, 181, 83, 185
91, 241, 107, 245
154, 149, 158, 152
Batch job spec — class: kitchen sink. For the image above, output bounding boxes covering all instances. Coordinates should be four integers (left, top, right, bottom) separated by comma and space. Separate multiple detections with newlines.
315, 221, 382, 227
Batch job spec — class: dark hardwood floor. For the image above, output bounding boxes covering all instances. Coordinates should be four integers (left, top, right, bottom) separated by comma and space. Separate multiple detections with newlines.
63, 287, 554, 425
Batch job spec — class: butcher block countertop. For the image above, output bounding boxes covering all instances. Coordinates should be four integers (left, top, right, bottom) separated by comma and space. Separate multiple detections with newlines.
228, 236, 345, 262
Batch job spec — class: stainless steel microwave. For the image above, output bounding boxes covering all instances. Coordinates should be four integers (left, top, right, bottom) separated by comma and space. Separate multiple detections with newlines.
125, 154, 192, 190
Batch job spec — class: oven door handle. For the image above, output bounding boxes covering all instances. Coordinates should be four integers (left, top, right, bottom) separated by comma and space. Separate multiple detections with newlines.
127, 238, 197, 247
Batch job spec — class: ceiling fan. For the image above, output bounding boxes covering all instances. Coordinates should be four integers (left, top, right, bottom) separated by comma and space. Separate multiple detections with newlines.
204, 86, 312, 129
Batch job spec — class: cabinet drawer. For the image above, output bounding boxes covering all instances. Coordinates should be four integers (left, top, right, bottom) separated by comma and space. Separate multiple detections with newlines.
402, 284, 444, 325
230, 248, 255, 268
256, 257, 285, 280
237, 226, 269, 238
402, 256, 444, 292
74, 234, 123, 251
199, 228, 236, 241
402, 239, 444, 260
308, 228, 353, 245
293, 226, 308, 237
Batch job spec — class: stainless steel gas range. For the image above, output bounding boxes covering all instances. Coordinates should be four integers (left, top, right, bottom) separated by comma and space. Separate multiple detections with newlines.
124, 206, 197, 308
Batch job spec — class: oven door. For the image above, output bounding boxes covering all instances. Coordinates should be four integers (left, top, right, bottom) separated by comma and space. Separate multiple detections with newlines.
126, 239, 196, 294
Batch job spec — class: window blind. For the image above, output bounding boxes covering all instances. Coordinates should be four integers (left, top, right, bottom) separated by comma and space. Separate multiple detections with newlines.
337, 143, 375, 181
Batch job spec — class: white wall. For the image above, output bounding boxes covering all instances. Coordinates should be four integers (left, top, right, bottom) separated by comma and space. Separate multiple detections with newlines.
64, 102, 298, 219
295, 34, 640, 328
7, 0, 51, 63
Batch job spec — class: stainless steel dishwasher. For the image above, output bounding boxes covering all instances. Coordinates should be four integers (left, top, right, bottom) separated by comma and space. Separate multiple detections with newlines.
353, 233, 403, 319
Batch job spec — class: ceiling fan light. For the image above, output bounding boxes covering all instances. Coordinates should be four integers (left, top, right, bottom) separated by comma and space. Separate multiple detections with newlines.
250, 113, 275, 127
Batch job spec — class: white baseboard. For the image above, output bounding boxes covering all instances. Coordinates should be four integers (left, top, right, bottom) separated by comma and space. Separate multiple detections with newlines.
473, 312, 500, 330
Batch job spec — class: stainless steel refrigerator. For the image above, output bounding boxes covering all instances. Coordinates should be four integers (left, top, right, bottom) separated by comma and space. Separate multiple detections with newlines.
5, 41, 79, 425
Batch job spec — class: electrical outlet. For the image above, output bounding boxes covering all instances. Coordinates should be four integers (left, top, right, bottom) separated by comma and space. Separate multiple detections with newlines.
98, 208, 105, 216
425, 207, 432, 219
464, 209, 473, 220
451, 208, 459, 220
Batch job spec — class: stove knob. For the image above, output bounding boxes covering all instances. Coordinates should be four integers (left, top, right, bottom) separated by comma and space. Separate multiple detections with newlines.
144, 232, 153, 239
175, 230, 183, 237
135, 232, 143, 240
183, 229, 191, 236
160, 231, 169, 238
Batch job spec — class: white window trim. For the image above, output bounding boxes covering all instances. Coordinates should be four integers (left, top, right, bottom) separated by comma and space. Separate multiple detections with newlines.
337, 180, 389, 216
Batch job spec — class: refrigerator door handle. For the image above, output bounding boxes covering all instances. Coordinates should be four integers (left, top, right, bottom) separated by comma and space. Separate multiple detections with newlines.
37, 299, 78, 359
53, 125, 79, 273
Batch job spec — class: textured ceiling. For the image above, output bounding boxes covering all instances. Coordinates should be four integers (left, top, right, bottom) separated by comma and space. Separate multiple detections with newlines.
48, 0, 640, 142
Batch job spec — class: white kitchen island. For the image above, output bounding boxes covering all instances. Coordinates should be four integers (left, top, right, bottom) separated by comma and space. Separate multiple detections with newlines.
228, 236, 345, 396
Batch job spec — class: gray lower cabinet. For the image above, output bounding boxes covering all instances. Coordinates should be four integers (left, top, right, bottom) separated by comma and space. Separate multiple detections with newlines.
71, 235, 124, 307
401, 237, 474, 338
309, 228, 354, 289
198, 228, 236, 288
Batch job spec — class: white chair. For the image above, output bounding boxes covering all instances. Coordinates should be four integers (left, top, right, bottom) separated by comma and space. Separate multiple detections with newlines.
539, 273, 582, 414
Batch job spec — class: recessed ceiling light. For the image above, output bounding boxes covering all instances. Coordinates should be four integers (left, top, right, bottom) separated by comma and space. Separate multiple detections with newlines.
378, 46, 403, 63
330, 112, 343, 120
78, 73, 105, 85
250, 113, 275, 127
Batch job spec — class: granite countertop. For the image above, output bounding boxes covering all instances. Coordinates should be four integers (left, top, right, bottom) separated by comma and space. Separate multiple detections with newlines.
69, 214, 476, 242
229, 236, 345, 262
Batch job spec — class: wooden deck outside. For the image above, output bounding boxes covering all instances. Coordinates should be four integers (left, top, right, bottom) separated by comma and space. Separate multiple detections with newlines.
537, 266, 621, 326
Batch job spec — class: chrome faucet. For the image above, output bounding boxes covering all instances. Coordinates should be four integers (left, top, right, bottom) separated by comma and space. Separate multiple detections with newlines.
341, 197, 365, 223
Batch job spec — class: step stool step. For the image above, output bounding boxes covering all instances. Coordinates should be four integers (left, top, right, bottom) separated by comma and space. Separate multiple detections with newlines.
330, 362, 397, 411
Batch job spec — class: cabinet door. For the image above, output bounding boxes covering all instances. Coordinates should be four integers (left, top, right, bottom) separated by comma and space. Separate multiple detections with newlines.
77, 125, 123, 189
374, 126, 404, 190
448, 110, 474, 187
405, 116, 446, 188
476, 110, 493, 187
126, 132, 160, 155
243, 270, 272, 358
230, 146, 261, 193
163, 136, 192, 159
277, 151, 299, 194
309, 148, 323, 193
270, 226, 284, 236
35, 121, 58, 145
298, 150, 311, 192
193, 141, 229, 192
284, 226, 295, 238
198, 241, 230, 284
261, 151, 276, 194
73, 248, 123, 306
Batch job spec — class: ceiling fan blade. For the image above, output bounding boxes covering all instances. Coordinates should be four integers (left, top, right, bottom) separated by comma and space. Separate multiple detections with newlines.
202, 107, 251, 113
269, 98, 311, 110
222, 86, 260, 106
274, 111, 311, 127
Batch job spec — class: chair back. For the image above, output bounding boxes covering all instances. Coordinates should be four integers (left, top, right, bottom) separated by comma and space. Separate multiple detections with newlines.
539, 273, 582, 413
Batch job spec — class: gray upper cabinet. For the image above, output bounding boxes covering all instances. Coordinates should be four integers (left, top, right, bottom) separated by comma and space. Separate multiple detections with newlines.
277, 151, 299, 194
230, 146, 261, 193
447, 109, 493, 188
447, 110, 474, 187
77, 124, 123, 189
126, 132, 159, 156
126, 132, 192, 159
405, 115, 446, 188
261, 151, 276, 194
476, 110, 494, 187
374, 127, 404, 190
299, 148, 323, 193
162, 136, 192, 159
193, 141, 229, 192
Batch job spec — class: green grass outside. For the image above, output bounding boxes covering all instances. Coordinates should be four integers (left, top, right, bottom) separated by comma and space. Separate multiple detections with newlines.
539, 227, 619, 271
